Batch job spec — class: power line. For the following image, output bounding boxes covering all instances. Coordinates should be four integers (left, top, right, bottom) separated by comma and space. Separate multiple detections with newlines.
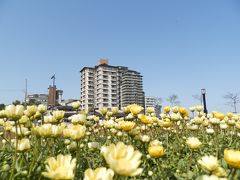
0, 89, 25, 92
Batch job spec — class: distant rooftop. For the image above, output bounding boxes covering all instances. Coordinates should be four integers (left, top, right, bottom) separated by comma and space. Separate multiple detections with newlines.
98, 58, 109, 65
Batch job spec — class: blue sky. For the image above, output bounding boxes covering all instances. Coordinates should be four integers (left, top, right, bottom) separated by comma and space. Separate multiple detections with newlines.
0, 0, 240, 112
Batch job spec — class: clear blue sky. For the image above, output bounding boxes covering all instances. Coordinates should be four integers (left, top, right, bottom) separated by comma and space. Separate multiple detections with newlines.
0, 0, 240, 112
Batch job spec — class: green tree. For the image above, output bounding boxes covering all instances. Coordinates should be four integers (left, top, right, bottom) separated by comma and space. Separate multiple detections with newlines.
0, 104, 5, 110
167, 94, 180, 106
12, 100, 21, 105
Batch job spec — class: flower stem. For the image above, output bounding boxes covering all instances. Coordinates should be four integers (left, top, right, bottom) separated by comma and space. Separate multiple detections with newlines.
10, 120, 18, 180
187, 149, 193, 180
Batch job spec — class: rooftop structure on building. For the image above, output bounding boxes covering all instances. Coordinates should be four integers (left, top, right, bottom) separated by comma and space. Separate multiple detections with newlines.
48, 86, 63, 107
80, 59, 145, 111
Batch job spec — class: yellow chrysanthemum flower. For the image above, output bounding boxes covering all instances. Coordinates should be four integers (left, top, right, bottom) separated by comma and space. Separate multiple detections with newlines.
163, 106, 171, 113
84, 167, 114, 180
63, 124, 86, 141
138, 114, 153, 124
198, 155, 219, 172
186, 137, 202, 149
14, 138, 31, 152
224, 149, 240, 169
5, 105, 24, 120
159, 120, 173, 128
148, 145, 165, 158
214, 112, 225, 120
42, 154, 76, 180
101, 142, 143, 176
52, 110, 65, 122
146, 107, 155, 114
71, 101, 81, 110
128, 104, 144, 115
119, 121, 136, 131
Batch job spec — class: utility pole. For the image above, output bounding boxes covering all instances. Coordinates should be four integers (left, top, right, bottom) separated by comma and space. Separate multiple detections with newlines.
201, 89, 208, 114
51, 75, 56, 107
24, 79, 28, 106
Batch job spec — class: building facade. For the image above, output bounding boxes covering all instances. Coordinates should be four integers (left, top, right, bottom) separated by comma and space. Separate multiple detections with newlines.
48, 86, 63, 106
80, 59, 145, 110
26, 94, 48, 105
145, 96, 162, 116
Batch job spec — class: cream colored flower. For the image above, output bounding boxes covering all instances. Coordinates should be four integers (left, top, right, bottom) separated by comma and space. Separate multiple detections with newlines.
84, 167, 114, 180
206, 128, 214, 134
200, 175, 227, 180
106, 111, 113, 117
5, 105, 24, 120
71, 101, 81, 110
146, 107, 155, 114
126, 113, 134, 120
25, 105, 38, 117
69, 114, 86, 125
33, 124, 63, 137
88, 142, 100, 151
52, 111, 65, 121
198, 155, 219, 172
196, 105, 203, 112
170, 113, 181, 121
160, 113, 167, 119
186, 137, 202, 149
111, 107, 119, 115
187, 124, 199, 131
0, 110, 6, 118
34, 111, 42, 119
227, 119, 235, 126
67, 141, 77, 151
149, 140, 162, 146
19, 115, 29, 124
219, 123, 228, 130
128, 104, 144, 115
192, 117, 203, 125
122, 106, 130, 114
4, 121, 14, 131
11, 125, 30, 137
44, 115, 56, 124
103, 120, 116, 129
38, 104, 47, 114
172, 106, 179, 113
141, 135, 150, 142
209, 118, 220, 125
236, 121, 240, 129
63, 124, 86, 141
0, 118, 4, 126
42, 154, 76, 180
212, 167, 227, 177
14, 138, 31, 152
189, 106, 196, 112
99, 108, 108, 116
202, 119, 209, 126
101, 142, 143, 176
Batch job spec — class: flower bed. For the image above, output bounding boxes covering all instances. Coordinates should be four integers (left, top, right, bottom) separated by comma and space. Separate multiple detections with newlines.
0, 104, 240, 179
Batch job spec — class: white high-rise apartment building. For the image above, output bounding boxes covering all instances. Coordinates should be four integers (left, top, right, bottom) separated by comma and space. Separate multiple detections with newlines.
80, 59, 144, 110
145, 96, 162, 116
